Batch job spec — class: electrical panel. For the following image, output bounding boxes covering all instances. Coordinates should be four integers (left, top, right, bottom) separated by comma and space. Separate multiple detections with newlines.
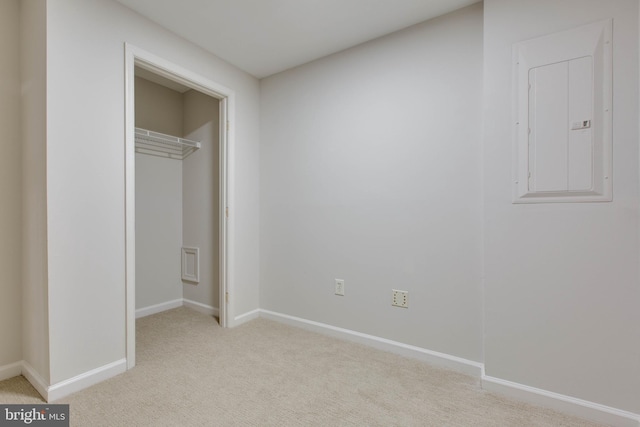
513, 20, 612, 203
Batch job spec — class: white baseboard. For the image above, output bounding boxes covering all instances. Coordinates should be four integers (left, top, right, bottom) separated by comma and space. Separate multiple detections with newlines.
231, 308, 261, 327
183, 299, 219, 317
47, 359, 127, 402
21, 359, 127, 403
13, 306, 638, 427
21, 361, 48, 401
482, 375, 640, 427
259, 309, 483, 377
0, 361, 23, 382
259, 310, 639, 426
136, 299, 183, 318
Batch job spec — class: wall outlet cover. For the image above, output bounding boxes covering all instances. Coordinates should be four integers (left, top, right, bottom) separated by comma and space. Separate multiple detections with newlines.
392, 289, 408, 308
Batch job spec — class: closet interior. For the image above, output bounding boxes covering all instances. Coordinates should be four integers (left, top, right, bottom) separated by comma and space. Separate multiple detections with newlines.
134, 66, 220, 321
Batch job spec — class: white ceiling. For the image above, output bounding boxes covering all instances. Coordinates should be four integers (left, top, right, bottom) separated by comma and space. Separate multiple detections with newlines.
116, 0, 479, 79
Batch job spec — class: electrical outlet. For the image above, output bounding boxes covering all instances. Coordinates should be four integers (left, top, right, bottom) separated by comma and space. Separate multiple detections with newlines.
392, 289, 408, 308
335, 279, 345, 296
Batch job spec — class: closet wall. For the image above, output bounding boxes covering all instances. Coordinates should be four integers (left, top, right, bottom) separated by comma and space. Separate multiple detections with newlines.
135, 76, 184, 310
135, 75, 220, 314
182, 91, 220, 310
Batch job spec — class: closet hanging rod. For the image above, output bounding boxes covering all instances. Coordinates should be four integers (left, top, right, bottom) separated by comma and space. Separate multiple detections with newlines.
134, 127, 201, 160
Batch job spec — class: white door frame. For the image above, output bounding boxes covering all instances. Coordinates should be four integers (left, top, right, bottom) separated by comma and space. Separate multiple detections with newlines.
124, 43, 234, 369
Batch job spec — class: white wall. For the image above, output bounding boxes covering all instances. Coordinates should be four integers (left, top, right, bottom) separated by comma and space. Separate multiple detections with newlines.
483, 0, 640, 414
44, 0, 260, 384
259, 4, 484, 362
135, 77, 184, 310
0, 0, 22, 370
182, 90, 220, 310
21, 0, 50, 382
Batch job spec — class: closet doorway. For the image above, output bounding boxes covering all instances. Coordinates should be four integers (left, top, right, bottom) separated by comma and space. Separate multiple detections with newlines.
124, 45, 234, 369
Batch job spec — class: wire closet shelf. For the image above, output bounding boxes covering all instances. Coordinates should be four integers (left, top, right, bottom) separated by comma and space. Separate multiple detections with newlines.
134, 127, 201, 160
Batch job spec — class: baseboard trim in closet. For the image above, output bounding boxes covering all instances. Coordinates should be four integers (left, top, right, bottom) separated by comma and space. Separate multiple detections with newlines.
136, 299, 183, 319
183, 299, 218, 317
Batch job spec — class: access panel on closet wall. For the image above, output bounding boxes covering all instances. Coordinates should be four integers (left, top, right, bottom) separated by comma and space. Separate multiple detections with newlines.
512, 19, 612, 203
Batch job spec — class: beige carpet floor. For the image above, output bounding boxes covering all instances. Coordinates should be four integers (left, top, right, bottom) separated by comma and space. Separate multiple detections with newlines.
0, 307, 601, 426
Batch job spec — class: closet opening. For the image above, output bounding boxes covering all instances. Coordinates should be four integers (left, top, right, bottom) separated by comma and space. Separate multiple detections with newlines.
125, 44, 234, 369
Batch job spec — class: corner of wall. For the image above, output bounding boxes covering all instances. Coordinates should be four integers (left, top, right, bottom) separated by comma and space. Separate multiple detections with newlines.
0, 0, 23, 370
20, 0, 50, 385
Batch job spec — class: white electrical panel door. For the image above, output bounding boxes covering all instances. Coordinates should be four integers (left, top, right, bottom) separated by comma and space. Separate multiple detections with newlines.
513, 20, 612, 203
529, 56, 593, 192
